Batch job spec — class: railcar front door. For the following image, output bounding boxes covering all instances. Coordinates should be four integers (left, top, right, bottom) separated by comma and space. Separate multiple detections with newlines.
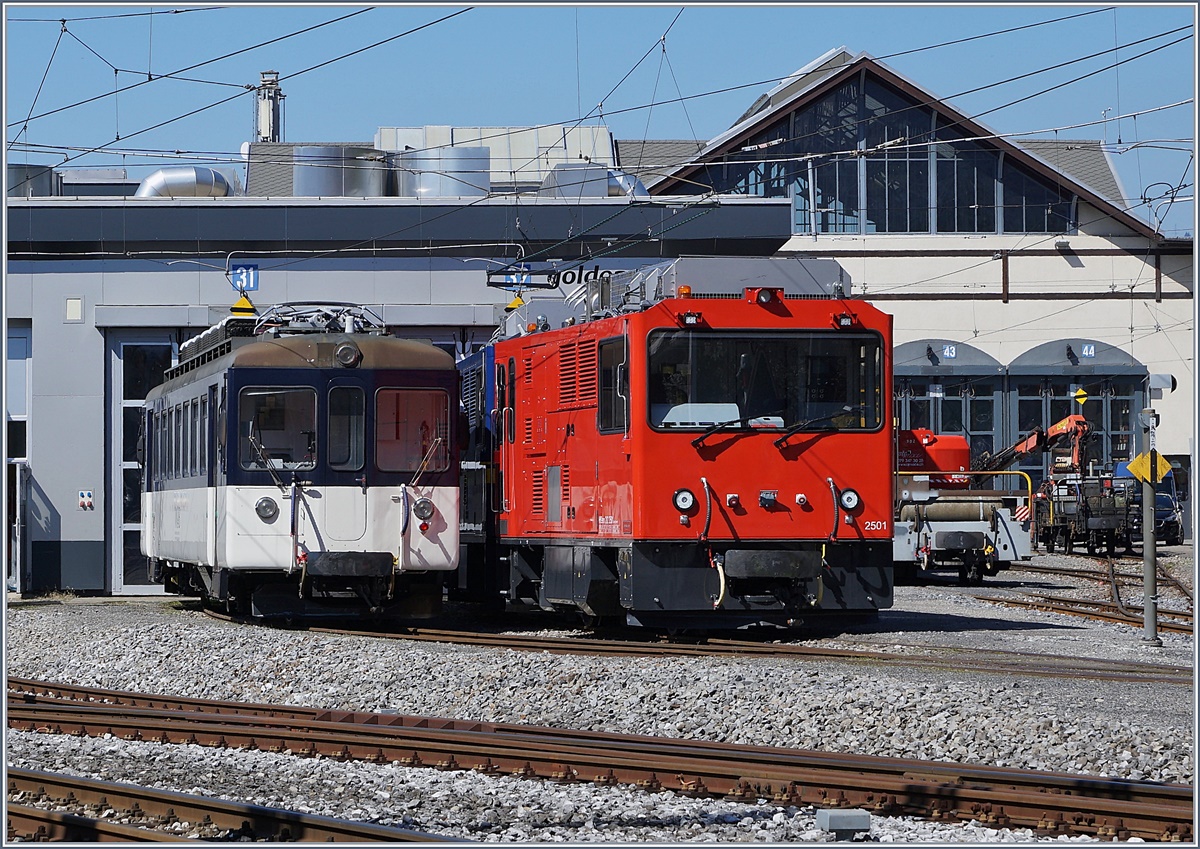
324, 382, 367, 542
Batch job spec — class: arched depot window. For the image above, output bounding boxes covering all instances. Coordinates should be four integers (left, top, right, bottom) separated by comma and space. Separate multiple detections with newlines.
1008, 339, 1145, 484
894, 339, 1004, 472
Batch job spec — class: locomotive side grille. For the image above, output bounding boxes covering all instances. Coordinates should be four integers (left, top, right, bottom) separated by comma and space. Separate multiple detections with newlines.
460, 362, 483, 429
561, 465, 571, 503
575, 341, 598, 404
557, 340, 597, 409
523, 417, 533, 444
523, 356, 533, 385
559, 342, 578, 405
530, 469, 545, 516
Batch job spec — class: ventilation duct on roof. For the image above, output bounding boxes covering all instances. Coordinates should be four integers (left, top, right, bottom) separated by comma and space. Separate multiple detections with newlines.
135, 166, 234, 198
538, 163, 649, 199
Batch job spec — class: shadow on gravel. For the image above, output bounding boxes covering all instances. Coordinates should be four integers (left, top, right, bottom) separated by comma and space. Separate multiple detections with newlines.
814, 610, 1085, 640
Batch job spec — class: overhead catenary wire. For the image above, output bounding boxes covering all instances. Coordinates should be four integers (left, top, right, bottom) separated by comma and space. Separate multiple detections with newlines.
6, 7, 375, 129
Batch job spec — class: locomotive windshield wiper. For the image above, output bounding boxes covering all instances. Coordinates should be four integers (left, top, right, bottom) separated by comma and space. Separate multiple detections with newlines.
773, 405, 863, 448
690, 410, 782, 448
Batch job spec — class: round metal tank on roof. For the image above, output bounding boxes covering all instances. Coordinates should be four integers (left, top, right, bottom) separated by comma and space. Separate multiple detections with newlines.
8, 164, 60, 197
292, 145, 387, 197
396, 147, 490, 197
135, 166, 233, 198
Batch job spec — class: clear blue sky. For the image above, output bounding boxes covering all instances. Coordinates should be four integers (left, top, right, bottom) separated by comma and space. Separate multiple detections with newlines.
4, 3, 1195, 235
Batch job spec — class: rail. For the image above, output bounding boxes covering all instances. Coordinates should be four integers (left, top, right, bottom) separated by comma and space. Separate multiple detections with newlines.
7, 680, 1191, 842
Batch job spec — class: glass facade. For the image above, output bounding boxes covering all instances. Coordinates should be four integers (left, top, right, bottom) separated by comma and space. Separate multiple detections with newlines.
664, 73, 1078, 237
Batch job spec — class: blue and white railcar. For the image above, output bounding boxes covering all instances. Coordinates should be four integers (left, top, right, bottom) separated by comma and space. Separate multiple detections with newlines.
141, 302, 460, 617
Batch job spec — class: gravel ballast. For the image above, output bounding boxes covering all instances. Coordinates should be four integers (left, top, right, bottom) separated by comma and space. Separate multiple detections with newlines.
4, 561, 1194, 843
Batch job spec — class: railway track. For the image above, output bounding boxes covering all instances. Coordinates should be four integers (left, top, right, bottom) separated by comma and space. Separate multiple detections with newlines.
7, 767, 455, 842
975, 595, 1194, 635
202, 612, 1191, 685
7, 679, 1192, 842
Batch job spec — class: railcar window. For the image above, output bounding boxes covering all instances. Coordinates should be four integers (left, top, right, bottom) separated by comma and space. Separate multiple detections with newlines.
238, 387, 317, 471
376, 389, 450, 473
199, 395, 208, 474
646, 330, 884, 431
191, 400, 200, 477
172, 405, 181, 477
183, 400, 192, 478
329, 386, 365, 471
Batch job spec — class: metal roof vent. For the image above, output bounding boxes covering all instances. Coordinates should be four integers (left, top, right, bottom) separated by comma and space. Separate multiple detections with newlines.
135, 166, 234, 198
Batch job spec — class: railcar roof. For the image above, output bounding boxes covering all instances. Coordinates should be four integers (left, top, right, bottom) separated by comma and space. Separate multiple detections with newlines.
146, 334, 453, 404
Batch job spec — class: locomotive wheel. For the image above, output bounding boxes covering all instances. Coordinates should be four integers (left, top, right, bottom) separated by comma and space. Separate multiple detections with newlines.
1044, 533, 1056, 554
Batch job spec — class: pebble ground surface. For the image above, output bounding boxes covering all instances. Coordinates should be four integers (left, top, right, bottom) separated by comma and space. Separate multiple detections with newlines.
4, 548, 1194, 843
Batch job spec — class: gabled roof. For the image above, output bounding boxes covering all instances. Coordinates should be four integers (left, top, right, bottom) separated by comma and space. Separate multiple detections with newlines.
613, 139, 706, 189
1008, 138, 1127, 208
650, 49, 1157, 240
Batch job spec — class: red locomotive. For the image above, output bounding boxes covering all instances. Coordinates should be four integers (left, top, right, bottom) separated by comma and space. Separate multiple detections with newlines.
456, 257, 895, 629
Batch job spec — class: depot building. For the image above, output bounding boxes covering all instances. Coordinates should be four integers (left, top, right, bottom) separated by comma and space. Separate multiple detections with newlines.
5, 47, 1193, 596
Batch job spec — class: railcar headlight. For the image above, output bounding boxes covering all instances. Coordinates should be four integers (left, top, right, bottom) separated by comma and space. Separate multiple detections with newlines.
334, 341, 362, 367
839, 489, 861, 511
255, 496, 279, 520
672, 488, 697, 512
412, 497, 436, 520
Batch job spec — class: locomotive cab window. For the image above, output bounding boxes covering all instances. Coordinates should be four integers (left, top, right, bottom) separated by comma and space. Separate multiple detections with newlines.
598, 336, 629, 434
239, 387, 317, 471
376, 389, 451, 473
647, 330, 884, 431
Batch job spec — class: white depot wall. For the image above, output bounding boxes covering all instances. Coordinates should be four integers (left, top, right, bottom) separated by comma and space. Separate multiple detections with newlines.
878, 297, 1193, 456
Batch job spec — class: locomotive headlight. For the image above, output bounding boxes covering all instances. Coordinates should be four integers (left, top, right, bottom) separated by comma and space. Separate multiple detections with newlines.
672, 488, 697, 512
255, 496, 279, 521
334, 341, 362, 367
839, 488, 861, 511
412, 497, 436, 521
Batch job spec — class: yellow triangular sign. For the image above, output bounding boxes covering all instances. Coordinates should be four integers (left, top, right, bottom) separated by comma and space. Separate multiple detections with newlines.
505, 295, 525, 312
230, 294, 256, 315
1073, 387, 1088, 404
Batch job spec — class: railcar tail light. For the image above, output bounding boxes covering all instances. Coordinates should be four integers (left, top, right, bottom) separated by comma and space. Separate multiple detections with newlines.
839, 489, 861, 511
677, 285, 692, 297
255, 497, 279, 520
412, 497, 436, 520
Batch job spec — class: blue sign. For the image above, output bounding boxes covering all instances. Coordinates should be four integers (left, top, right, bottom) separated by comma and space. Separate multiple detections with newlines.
231, 263, 259, 292
501, 263, 531, 289
1081, 343, 1096, 358
942, 344, 957, 359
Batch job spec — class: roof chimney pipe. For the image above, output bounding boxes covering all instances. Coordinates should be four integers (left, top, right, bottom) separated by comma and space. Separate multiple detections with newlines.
255, 70, 284, 143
